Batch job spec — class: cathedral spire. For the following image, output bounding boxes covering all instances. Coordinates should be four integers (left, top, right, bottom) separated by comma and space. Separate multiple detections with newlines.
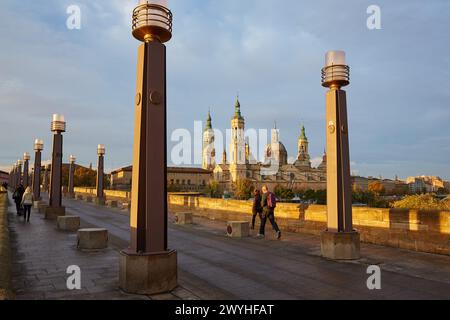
222, 150, 227, 164
234, 94, 243, 120
205, 109, 212, 131
300, 125, 308, 141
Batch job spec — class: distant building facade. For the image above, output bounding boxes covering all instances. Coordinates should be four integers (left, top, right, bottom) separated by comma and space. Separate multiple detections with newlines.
110, 166, 133, 190
110, 166, 212, 192
167, 167, 212, 192
406, 176, 446, 193
0, 170, 9, 186
352, 176, 408, 195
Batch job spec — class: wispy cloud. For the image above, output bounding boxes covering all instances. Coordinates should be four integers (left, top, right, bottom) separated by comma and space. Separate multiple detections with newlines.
0, 0, 449, 179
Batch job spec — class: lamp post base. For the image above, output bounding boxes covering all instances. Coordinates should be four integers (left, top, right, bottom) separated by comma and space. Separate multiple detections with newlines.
33, 200, 45, 210
94, 197, 106, 206
321, 230, 360, 260
119, 249, 178, 295
44, 206, 66, 220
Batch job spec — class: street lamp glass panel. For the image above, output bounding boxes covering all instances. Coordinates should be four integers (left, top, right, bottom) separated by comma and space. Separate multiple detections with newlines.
98, 144, 106, 155
70, 155, 76, 163
325, 51, 346, 67
17, 160, 23, 165
23, 153, 30, 161
52, 114, 65, 123
34, 139, 44, 150
133, 0, 172, 42
139, 0, 168, 7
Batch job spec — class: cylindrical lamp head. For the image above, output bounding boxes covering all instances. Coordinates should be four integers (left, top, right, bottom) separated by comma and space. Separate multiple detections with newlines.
34, 139, 44, 151
132, 0, 173, 43
97, 144, 106, 156
69, 155, 76, 163
51, 114, 66, 132
23, 152, 31, 161
17, 159, 23, 166
321, 51, 350, 88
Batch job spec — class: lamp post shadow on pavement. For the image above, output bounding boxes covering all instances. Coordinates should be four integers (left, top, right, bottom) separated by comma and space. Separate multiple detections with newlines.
119, 0, 178, 296
45, 114, 67, 220
320, 51, 361, 260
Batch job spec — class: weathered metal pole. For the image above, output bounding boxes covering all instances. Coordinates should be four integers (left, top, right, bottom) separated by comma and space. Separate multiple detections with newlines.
320, 51, 360, 260
45, 114, 66, 219
95, 145, 106, 205
23, 153, 31, 189
16, 160, 23, 187
43, 164, 50, 193
33, 139, 43, 202
10, 165, 16, 190
68, 155, 76, 199
120, 0, 177, 295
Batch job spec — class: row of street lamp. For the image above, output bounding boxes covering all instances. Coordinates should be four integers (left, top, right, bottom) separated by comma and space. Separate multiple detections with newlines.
7, 115, 107, 218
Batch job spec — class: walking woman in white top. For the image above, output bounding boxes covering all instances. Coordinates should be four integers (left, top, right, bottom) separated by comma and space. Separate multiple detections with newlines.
21, 187, 34, 223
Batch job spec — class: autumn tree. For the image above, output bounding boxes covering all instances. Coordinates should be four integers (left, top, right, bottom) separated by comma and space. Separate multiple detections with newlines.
368, 181, 385, 195
205, 180, 221, 198
233, 179, 254, 200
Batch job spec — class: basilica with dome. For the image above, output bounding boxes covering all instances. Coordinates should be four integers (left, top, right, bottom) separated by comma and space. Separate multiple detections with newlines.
202, 97, 327, 191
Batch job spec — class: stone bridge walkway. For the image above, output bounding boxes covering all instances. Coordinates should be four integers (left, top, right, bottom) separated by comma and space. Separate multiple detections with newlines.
7, 193, 450, 300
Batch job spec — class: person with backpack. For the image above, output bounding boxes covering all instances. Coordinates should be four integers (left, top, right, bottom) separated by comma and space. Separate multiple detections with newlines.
21, 187, 34, 223
13, 184, 25, 216
257, 185, 281, 240
251, 189, 263, 230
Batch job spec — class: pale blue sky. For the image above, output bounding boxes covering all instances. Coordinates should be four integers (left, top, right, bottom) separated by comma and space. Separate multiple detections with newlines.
0, 0, 449, 180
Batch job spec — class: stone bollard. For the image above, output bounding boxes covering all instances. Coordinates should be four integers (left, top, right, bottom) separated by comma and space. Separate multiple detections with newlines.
95, 197, 106, 206
76, 194, 84, 201
106, 200, 118, 208
175, 212, 193, 225
84, 196, 93, 203
227, 221, 250, 238
38, 205, 48, 214
34, 201, 47, 213
44, 207, 66, 220
57, 216, 80, 232
121, 202, 131, 211
77, 228, 108, 250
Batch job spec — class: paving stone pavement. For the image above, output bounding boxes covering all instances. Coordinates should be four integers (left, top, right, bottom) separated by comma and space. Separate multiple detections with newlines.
7, 194, 198, 300
7, 193, 450, 300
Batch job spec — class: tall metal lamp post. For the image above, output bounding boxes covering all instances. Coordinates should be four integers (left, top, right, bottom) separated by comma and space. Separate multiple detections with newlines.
95, 145, 106, 205
68, 155, 76, 199
45, 114, 66, 219
23, 153, 30, 189
119, 0, 177, 295
33, 139, 44, 206
10, 165, 16, 190
16, 159, 23, 187
320, 51, 360, 260
43, 164, 50, 193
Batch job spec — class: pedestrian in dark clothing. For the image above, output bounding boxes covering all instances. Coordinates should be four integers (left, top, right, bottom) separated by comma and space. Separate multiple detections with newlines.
251, 189, 263, 230
257, 186, 281, 240
13, 184, 25, 215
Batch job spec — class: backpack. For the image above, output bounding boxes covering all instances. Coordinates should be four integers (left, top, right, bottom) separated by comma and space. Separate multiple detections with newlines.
267, 192, 277, 209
